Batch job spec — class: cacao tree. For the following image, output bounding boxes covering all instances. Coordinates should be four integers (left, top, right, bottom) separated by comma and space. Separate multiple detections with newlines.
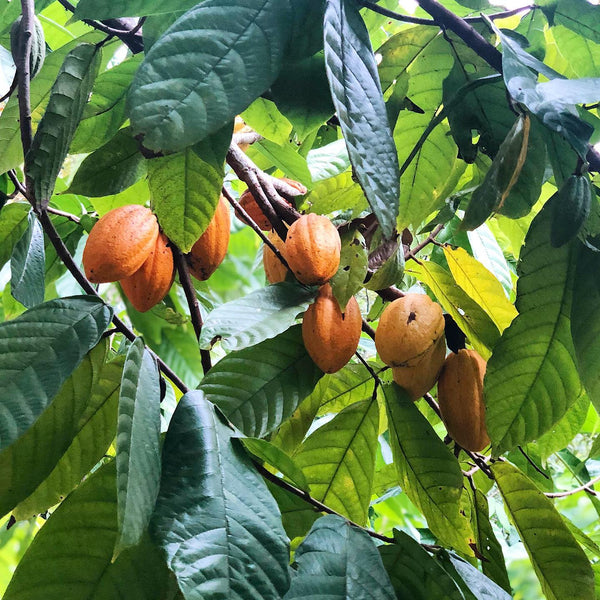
2, 0, 600, 598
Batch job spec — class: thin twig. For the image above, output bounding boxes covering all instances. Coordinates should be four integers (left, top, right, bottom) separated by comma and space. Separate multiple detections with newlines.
545, 474, 600, 498
361, 320, 376, 341
404, 223, 445, 262
518, 445, 550, 480
46, 206, 80, 223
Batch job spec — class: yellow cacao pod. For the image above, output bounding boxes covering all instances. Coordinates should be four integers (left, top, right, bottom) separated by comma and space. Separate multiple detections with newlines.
437, 349, 489, 452
285, 214, 341, 285
375, 294, 444, 367
263, 231, 288, 284
302, 284, 362, 373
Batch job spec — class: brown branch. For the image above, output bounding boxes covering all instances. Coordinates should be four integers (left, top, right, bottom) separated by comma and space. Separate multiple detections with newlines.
518, 445, 550, 480
46, 206, 80, 223
361, 320, 376, 341
545, 474, 600, 498
404, 223, 445, 262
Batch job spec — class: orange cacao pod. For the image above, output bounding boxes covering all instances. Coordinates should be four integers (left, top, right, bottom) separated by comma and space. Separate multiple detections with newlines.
392, 333, 446, 400
437, 349, 489, 452
302, 284, 362, 373
83, 205, 159, 283
120, 232, 174, 312
284, 214, 341, 285
374, 294, 444, 367
187, 196, 230, 281
263, 231, 288, 284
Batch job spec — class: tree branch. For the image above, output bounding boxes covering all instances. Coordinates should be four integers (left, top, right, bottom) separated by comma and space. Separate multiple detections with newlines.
404, 223, 445, 262
545, 473, 600, 498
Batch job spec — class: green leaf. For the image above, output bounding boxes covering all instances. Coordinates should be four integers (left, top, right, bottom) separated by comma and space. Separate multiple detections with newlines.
304, 171, 366, 215
294, 397, 379, 525
253, 138, 314, 188
554, 0, 600, 44
199, 282, 318, 351
285, 514, 395, 599
26, 43, 101, 209
147, 147, 223, 253
150, 391, 290, 600
323, 0, 400, 237
0, 296, 112, 451
379, 530, 464, 600
307, 139, 351, 182
200, 325, 323, 438
68, 127, 146, 197
491, 461, 594, 600
75, 0, 200, 19
115, 338, 161, 557
128, 0, 293, 151
316, 363, 375, 416
467, 224, 513, 296
13, 356, 123, 520
484, 204, 582, 455
10, 212, 45, 309
4, 462, 175, 600
241, 97, 293, 145
0, 203, 30, 271
330, 229, 368, 310
551, 174, 592, 248
383, 383, 474, 555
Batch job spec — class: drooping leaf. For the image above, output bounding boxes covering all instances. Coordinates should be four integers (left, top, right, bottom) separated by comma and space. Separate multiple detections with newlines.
323, 0, 400, 237
294, 397, 379, 525
330, 229, 368, 310
0, 296, 112, 451
128, 0, 293, 151
10, 212, 45, 308
115, 338, 161, 557
199, 282, 318, 351
0, 203, 30, 271
484, 204, 582, 455
383, 384, 474, 555
492, 461, 594, 600
285, 514, 395, 600
200, 325, 323, 438
150, 391, 290, 600
26, 43, 101, 209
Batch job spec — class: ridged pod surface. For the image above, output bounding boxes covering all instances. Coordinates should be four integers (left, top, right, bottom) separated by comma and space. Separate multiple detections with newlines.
375, 294, 444, 367
120, 232, 174, 312
285, 214, 341, 285
392, 333, 446, 400
263, 231, 288, 284
187, 196, 230, 281
83, 205, 159, 283
437, 349, 489, 452
302, 284, 362, 373
11, 15, 45, 79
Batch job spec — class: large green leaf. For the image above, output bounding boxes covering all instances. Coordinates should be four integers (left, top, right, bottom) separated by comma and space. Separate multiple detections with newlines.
128, 0, 293, 151
200, 325, 323, 438
0, 203, 30, 271
294, 397, 379, 525
150, 391, 290, 600
467, 225, 513, 296
304, 171, 366, 215
554, 0, 600, 44
241, 97, 293, 145
147, 147, 223, 253
383, 384, 474, 555
4, 462, 175, 600
316, 362, 375, 416
26, 43, 101, 209
200, 282, 317, 351
484, 204, 582, 455
75, 0, 200, 18
115, 338, 161, 557
253, 138, 314, 188
285, 514, 395, 599
492, 461, 594, 600
0, 296, 112, 451
323, 0, 400, 237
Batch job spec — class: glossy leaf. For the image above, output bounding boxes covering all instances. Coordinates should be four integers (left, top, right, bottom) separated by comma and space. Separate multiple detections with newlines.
285, 514, 395, 599
241, 97, 293, 145
115, 338, 161, 557
0, 296, 112, 451
200, 325, 323, 438
323, 0, 400, 237
199, 282, 317, 351
316, 362, 374, 416
330, 229, 368, 310
150, 391, 290, 600
551, 174, 592, 248
304, 171, 366, 215
128, 0, 293, 151
492, 461, 594, 600
0, 203, 30, 271
467, 225, 513, 296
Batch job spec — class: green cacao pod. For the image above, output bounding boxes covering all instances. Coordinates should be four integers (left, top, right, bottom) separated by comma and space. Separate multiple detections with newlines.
11, 15, 46, 80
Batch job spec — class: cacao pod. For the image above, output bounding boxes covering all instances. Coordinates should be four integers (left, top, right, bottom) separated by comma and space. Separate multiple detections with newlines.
83, 205, 159, 283
263, 231, 288, 284
375, 293, 444, 367
120, 232, 174, 312
392, 333, 446, 400
285, 214, 341, 285
302, 284, 362, 373
187, 196, 230, 281
437, 349, 489, 452
11, 15, 46, 80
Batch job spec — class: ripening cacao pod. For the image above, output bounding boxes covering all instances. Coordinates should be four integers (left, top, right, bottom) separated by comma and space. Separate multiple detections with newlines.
120, 232, 174, 312
375, 294, 444, 367
437, 349, 489, 452
302, 284, 362, 373
83, 205, 159, 283
392, 333, 446, 400
285, 214, 341, 285
187, 196, 230, 281
11, 15, 46, 80
263, 231, 288, 284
